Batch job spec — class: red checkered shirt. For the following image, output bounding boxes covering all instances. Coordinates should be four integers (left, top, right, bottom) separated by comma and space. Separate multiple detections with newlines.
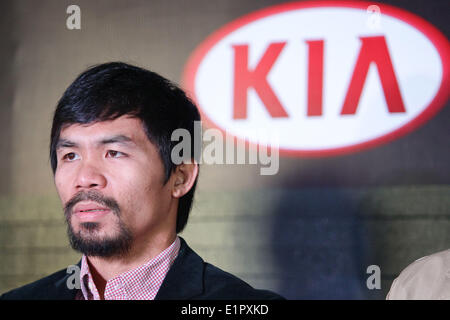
75, 236, 180, 300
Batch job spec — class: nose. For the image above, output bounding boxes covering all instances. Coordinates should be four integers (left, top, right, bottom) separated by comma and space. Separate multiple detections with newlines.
75, 159, 107, 191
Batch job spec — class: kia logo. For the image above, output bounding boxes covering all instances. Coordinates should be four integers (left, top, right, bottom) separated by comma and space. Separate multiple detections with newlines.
182, 1, 449, 156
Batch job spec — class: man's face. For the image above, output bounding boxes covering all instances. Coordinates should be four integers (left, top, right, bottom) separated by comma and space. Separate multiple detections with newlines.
55, 116, 175, 257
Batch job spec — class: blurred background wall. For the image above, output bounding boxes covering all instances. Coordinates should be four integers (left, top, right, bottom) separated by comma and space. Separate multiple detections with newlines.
0, 0, 448, 299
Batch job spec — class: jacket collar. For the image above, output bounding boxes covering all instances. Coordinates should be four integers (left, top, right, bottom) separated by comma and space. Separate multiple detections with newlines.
155, 237, 204, 300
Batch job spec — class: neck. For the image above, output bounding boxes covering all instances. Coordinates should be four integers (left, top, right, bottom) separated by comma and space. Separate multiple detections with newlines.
86, 231, 177, 298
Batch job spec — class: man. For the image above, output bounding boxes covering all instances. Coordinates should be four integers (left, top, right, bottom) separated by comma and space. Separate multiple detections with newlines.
387, 249, 450, 300
1, 62, 283, 300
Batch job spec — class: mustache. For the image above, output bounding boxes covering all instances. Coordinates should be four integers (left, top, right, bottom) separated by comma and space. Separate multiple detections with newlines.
64, 190, 121, 218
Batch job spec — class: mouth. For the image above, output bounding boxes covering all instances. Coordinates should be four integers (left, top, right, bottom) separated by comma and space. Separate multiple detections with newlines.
73, 202, 112, 221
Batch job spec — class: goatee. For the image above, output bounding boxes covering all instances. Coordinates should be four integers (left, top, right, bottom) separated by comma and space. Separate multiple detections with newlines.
64, 190, 133, 258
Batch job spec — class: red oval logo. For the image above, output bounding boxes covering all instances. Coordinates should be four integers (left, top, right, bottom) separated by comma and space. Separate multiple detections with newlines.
182, 1, 449, 156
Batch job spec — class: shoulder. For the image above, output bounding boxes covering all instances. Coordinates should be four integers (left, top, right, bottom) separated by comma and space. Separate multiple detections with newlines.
0, 267, 71, 300
200, 262, 284, 300
387, 249, 450, 300
156, 237, 285, 300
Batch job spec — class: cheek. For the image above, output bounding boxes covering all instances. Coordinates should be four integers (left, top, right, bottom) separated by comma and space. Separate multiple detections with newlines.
54, 170, 70, 202
113, 168, 168, 217
111, 169, 150, 209
118, 173, 158, 210
54, 165, 84, 206
115, 159, 165, 194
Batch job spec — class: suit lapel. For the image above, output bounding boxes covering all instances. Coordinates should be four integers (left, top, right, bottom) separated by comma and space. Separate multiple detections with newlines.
155, 237, 204, 300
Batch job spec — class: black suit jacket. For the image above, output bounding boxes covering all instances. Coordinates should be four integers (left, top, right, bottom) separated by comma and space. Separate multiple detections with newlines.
0, 238, 283, 300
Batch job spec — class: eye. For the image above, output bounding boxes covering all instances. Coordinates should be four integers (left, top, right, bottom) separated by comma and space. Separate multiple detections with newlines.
62, 152, 80, 161
106, 150, 126, 158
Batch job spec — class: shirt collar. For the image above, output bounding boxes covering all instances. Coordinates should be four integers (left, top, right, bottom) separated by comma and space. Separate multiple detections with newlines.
79, 236, 180, 300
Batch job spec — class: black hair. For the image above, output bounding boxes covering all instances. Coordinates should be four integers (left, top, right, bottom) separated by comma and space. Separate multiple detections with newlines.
50, 62, 201, 233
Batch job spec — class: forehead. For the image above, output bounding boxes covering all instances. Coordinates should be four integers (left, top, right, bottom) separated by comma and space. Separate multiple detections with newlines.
59, 116, 146, 142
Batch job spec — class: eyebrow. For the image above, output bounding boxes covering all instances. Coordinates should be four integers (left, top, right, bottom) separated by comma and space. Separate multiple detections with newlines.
56, 135, 135, 150
56, 138, 78, 150
99, 135, 135, 146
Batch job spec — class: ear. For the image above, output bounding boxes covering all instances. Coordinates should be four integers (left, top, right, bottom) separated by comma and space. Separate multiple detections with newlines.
171, 161, 199, 199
